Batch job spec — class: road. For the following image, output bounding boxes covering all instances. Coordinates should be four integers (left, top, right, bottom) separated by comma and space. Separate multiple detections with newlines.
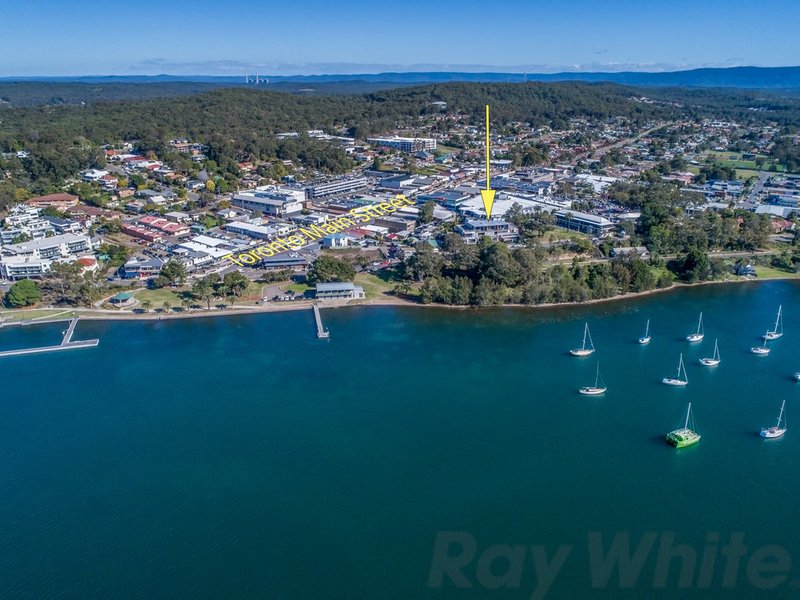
745, 171, 771, 204
577, 122, 669, 161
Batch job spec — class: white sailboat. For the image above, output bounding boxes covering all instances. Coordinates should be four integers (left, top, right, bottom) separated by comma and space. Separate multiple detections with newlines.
570, 323, 595, 357
686, 312, 704, 342
751, 334, 771, 356
699, 339, 721, 367
638, 319, 651, 345
794, 372, 800, 382
663, 353, 689, 386
579, 362, 607, 395
763, 305, 784, 341
761, 400, 787, 439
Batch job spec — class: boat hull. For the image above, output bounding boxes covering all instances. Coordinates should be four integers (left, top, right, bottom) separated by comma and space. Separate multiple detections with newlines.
662, 378, 688, 386
666, 429, 701, 447
638, 337, 651, 345
686, 334, 704, 343
764, 332, 783, 341
761, 427, 786, 439
699, 358, 720, 366
794, 372, 800, 382
579, 387, 606, 396
751, 347, 770, 355
569, 349, 594, 357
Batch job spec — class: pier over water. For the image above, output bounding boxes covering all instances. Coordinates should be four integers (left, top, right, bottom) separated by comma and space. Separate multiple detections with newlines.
0, 318, 99, 358
313, 304, 329, 339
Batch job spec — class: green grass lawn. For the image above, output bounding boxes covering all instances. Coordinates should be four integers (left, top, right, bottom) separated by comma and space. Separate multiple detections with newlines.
286, 282, 313, 295
754, 266, 800, 280
704, 151, 785, 173
542, 229, 591, 243
242, 281, 266, 301
0, 308, 78, 321
736, 169, 762, 181
436, 145, 461, 155
354, 272, 395, 298
131, 287, 186, 307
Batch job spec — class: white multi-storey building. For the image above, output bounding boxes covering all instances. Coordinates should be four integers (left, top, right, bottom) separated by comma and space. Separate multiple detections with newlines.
3, 233, 93, 260
232, 186, 305, 217
367, 136, 437, 152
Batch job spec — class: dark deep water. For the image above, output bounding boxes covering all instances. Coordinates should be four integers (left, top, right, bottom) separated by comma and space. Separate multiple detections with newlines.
2, 281, 800, 599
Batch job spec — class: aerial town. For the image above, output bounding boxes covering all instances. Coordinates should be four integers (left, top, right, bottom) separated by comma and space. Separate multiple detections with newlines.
1, 100, 799, 311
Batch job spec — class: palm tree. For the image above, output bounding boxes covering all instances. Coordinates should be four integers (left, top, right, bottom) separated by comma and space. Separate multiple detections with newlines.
141, 299, 153, 313
162, 300, 171, 313
181, 297, 192, 312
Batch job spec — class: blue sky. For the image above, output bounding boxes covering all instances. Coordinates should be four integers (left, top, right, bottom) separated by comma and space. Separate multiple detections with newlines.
2, 0, 799, 76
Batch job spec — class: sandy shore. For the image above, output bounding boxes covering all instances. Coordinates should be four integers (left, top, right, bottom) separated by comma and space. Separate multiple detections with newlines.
2, 275, 797, 324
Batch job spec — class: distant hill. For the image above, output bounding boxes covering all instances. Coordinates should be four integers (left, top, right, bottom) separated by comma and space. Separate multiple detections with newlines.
0, 80, 414, 107
3, 65, 800, 90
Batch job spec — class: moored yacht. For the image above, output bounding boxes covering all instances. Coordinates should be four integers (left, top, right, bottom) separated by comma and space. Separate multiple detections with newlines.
570, 323, 595, 357
751, 335, 771, 356
663, 353, 689, 386
638, 319, 651, 345
686, 312, 704, 343
699, 339, 721, 367
666, 403, 701, 448
761, 400, 787, 439
579, 362, 607, 396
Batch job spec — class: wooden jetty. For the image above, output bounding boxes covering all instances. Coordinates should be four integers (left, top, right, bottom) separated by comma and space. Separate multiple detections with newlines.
313, 304, 330, 339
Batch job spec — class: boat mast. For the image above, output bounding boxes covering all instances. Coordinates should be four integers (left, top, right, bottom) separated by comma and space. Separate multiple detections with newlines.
778, 400, 786, 428
776, 306, 783, 334
697, 312, 703, 335
595, 362, 600, 387
685, 403, 692, 429
714, 339, 719, 360
582, 323, 588, 350
586, 324, 594, 350
645, 319, 649, 337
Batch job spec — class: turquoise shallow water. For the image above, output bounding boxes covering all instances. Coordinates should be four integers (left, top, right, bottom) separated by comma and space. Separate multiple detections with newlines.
1, 281, 800, 599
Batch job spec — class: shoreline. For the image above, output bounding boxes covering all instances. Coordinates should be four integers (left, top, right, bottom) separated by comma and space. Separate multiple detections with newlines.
2, 275, 797, 324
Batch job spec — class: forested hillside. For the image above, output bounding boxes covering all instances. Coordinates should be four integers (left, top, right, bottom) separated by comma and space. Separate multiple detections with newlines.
1, 81, 798, 199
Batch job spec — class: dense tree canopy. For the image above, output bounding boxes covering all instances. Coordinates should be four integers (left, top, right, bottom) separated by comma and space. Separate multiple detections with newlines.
4, 279, 41, 307
306, 256, 356, 284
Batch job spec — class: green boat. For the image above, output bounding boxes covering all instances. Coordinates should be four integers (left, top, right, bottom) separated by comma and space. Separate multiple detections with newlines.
666, 402, 701, 448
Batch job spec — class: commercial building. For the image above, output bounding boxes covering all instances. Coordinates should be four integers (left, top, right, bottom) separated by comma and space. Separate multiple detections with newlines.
120, 255, 165, 279
367, 136, 437, 152
454, 219, 519, 244
380, 174, 417, 190
417, 191, 474, 210
306, 177, 368, 199
232, 187, 305, 217
555, 210, 615, 237
223, 221, 286, 240
259, 253, 311, 271
321, 233, 357, 249
121, 224, 162, 243
315, 281, 366, 300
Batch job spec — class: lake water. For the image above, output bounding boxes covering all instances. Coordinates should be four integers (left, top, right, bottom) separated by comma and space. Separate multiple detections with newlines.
1, 281, 799, 598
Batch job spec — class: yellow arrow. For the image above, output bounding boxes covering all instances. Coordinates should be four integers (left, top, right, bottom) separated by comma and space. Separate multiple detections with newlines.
480, 103, 496, 220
